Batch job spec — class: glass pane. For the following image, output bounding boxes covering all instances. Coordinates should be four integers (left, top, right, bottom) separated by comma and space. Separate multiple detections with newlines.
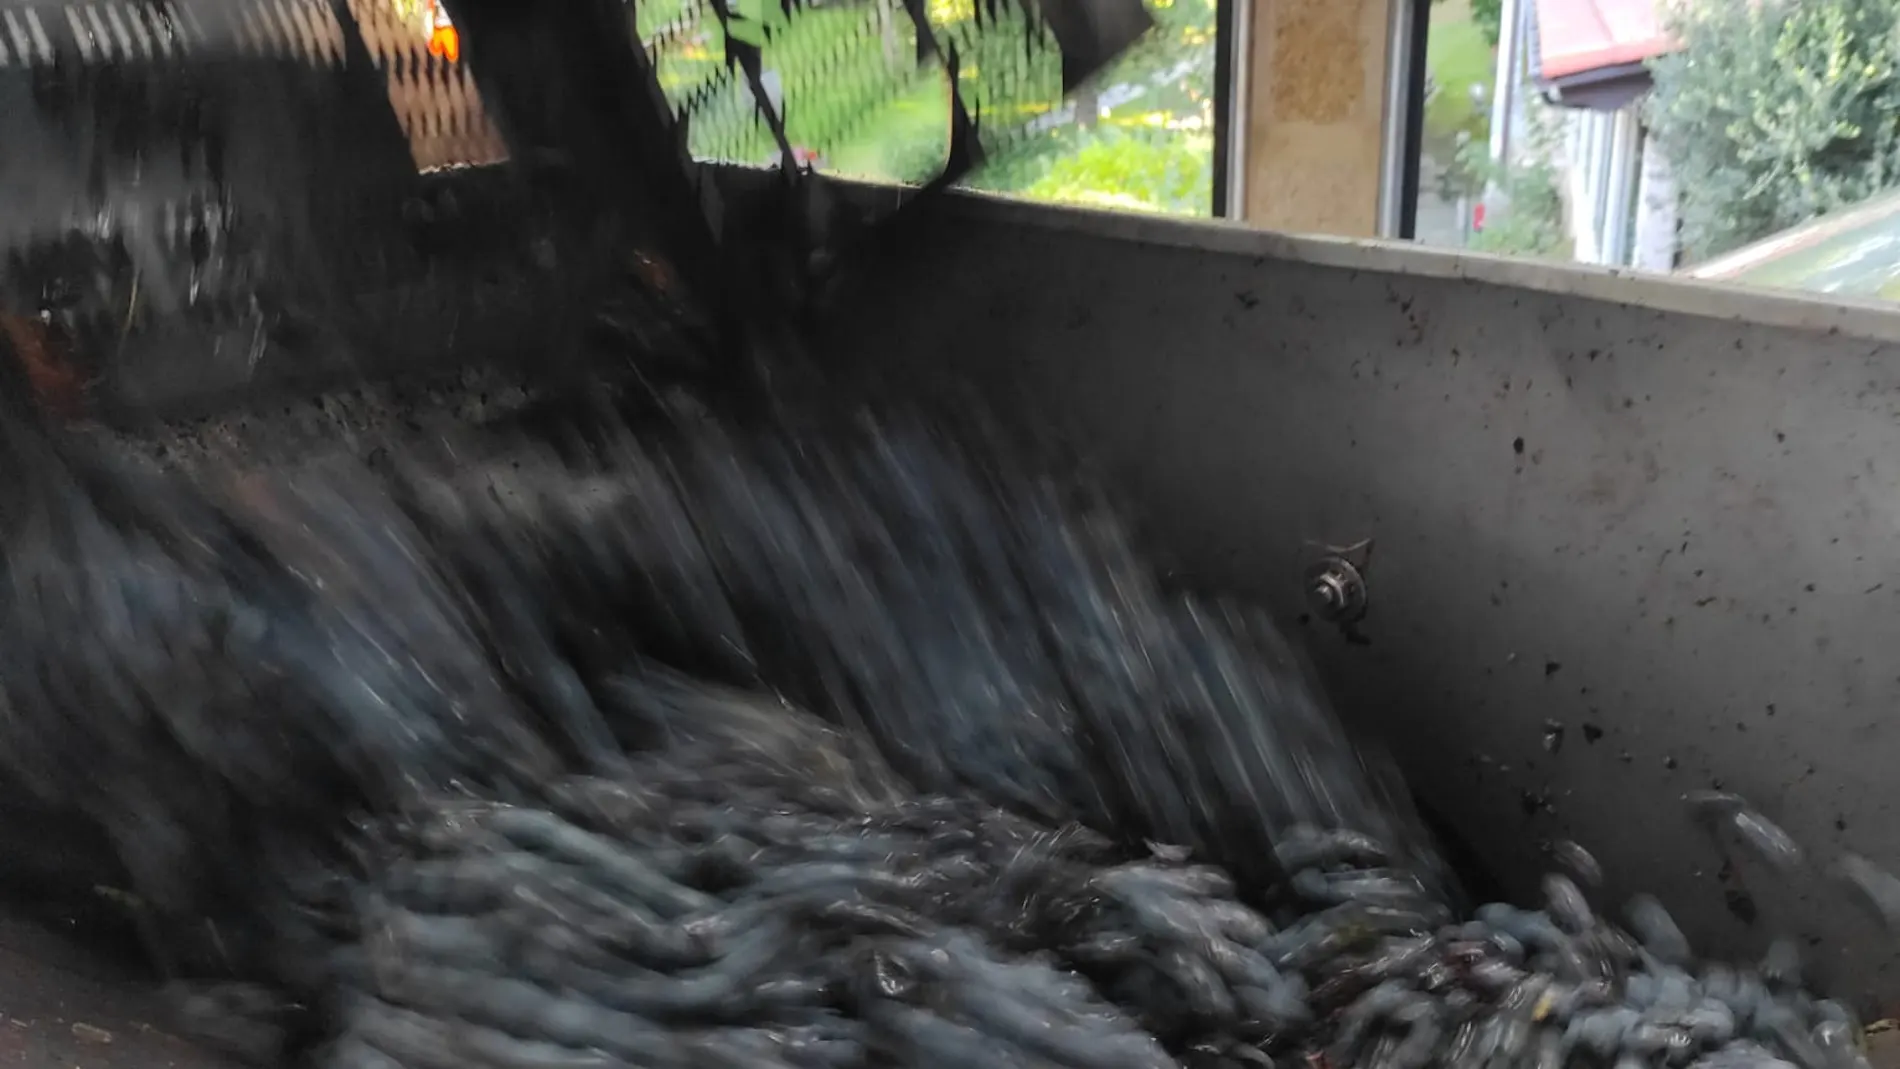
637, 0, 1215, 216
956, 0, 1218, 217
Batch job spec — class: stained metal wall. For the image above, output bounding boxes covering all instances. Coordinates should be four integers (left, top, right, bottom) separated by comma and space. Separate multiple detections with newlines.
819, 192, 1900, 1012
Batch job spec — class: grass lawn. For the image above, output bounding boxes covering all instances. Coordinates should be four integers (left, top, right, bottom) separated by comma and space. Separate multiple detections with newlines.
1423, 5, 1494, 157
1430, 12, 1492, 97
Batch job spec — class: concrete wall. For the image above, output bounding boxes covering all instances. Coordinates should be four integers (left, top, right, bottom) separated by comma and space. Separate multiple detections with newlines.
824, 190, 1900, 1011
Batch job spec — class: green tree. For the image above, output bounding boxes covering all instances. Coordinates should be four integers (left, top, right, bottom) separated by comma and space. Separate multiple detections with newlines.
1646, 0, 1900, 261
1469, 0, 1502, 47
1434, 0, 1502, 47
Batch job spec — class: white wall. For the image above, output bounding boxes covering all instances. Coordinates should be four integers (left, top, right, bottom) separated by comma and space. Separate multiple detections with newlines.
1632, 128, 1680, 271
1560, 101, 1672, 270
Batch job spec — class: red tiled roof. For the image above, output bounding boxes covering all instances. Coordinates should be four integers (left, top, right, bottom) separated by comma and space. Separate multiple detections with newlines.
1534, 0, 1677, 80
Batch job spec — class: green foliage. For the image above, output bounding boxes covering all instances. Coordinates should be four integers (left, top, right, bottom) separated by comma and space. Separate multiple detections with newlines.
824, 75, 955, 180
969, 124, 1211, 213
660, 3, 942, 169
1103, 0, 1218, 95
640, 0, 1217, 213
1469, 160, 1568, 258
960, 0, 1217, 214
1422, 9, 1493, 197
1455, 110, 1570, 258
1468, 0, 1502, 47
1646, 0, 1900, 261
1432, 0, 1502, 47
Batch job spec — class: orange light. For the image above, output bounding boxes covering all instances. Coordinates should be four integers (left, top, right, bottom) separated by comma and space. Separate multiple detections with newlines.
428, 24, 460, 62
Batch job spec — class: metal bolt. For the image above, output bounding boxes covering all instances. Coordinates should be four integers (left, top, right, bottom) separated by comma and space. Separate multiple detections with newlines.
1311, 574, 1343, 611
1305, 556, 1368, 625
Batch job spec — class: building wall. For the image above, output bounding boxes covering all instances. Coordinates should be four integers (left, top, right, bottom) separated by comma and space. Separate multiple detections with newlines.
1242, 0, 1394, 236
